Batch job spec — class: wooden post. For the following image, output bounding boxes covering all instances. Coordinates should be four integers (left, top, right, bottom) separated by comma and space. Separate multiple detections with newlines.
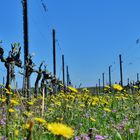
102, 73, 105, 92
66, 65, 69, 86
23, 0, 30, 98
137, 73, 139, 82
62, 55, 65, 92
5, 60, 11, 104
119, 54, 123, 86
42, 87, 45, 117
3, 76, 5, 87
98, 78, 100, 94
52, 29, 56, 77
96, 84, 98, 95
109, 65, 111, 87
1, 77, 5, 97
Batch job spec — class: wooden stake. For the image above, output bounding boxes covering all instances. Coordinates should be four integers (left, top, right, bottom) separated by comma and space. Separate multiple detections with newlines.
42, 88, 45, 117
52, 29, 56, 76
119, 54, 123, 86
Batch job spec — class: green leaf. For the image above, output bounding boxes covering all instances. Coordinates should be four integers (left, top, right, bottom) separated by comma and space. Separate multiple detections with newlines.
115, 131, 123, 140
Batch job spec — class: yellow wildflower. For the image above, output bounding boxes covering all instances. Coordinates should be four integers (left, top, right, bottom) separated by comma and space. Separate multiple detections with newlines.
103, 107, 111, 112
10, 99, 19, 105
93, 97, 99, 102
0, 98, 6, 103
34, 117, 46, 123
113, 84, 123, 91
14, 130, 19, 136
6, 90, 12, 95
23, 123, 30, 129
92, 101, 97, 106
82, 88, 89, 93
55, 101, 61, 106
80, 104, 85, 108
9, 108, 15, 113
90, 117, 96, 122
24, 111, 32, 117
67, 86, 78, 93
27, 101, 34, 105
47, 123, 74, 139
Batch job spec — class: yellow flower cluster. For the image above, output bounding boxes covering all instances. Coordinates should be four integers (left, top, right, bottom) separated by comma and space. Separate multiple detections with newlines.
34, 117, 46, 123
0, 97, 6, 102
82, 88, 89, 93
47, 123, 74, 139
9, 108, 15, 113
10, 99, 19, 105
4, 85, 12, 95
113, 84, 123, 91
103, 107, 111, 112
67, 86, 78, 93
4, 88, 12, 95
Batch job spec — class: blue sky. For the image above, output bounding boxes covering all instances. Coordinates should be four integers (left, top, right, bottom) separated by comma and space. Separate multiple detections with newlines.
0, 0, 140, 88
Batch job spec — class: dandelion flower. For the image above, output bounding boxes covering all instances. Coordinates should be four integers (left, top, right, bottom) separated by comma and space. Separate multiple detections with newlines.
10, 99, 19, 105
8, 108, 15, 113
82, 88, 89, 93
0, 98, 6, 103
113, 84, 123, 91
68, 86, 78, 93
47, 122, 74, 139
103, 107, 111, 112
90, 117, 96, 122
23, 123, 30, 129
34, 117, 46, 123
6, 91, 12, 95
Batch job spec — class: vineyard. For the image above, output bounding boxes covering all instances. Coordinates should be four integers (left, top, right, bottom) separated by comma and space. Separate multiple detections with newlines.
1, 0, 140, 140
0, 42, 140, 140
0, 85, 140, 140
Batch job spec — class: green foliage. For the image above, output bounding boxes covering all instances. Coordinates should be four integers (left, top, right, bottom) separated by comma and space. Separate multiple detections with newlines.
0, 88, 140, 139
